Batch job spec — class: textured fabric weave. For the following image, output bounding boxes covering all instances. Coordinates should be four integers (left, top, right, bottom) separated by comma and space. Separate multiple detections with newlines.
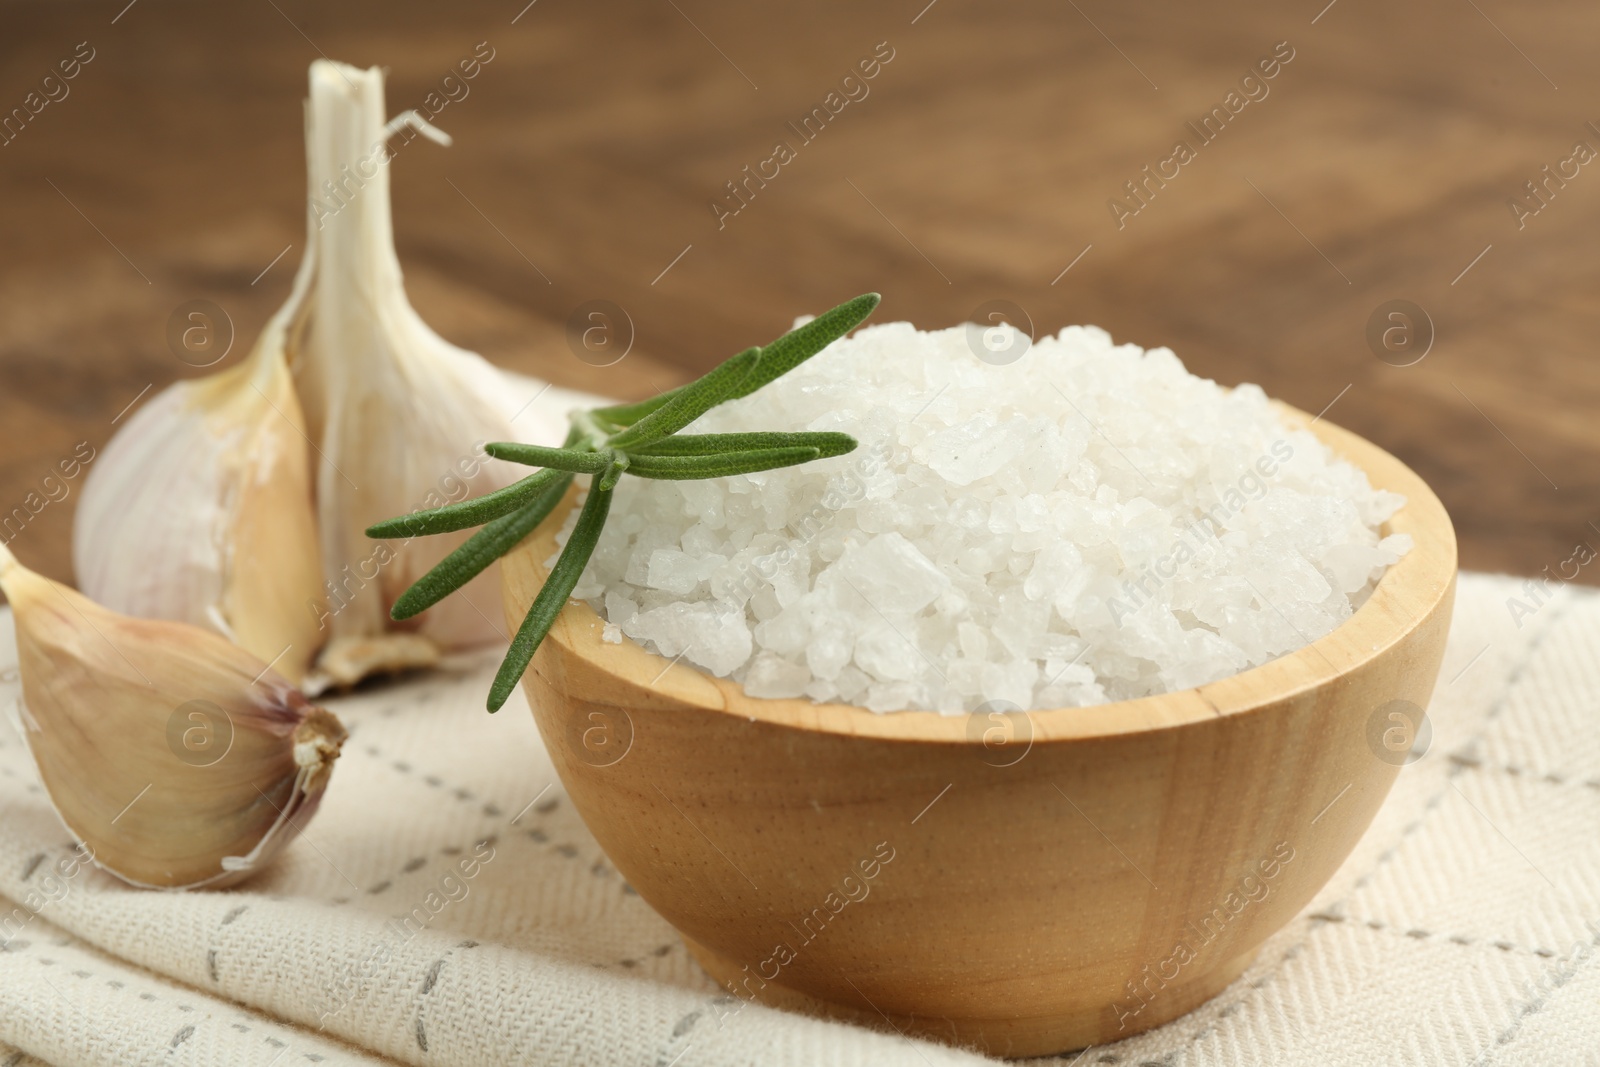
0, 571, 1594, 1066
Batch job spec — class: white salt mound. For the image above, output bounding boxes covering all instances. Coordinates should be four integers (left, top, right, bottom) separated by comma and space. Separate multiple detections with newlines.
558, 320, 1411, 713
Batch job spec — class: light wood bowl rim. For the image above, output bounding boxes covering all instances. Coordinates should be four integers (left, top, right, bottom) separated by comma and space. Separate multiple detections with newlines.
504, 401, 1456, 744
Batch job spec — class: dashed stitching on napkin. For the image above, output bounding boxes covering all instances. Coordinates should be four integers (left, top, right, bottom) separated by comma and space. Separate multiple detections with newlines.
512, 797, 645, 889
315, 830, 511, 905
419, 958, 444, 994
1344, 603, 1571, 906
653, 1008, 701, 1067
516, 797, 632, 880
1478, 921, 1600, 1060
412, 940, 481, 1052
1305, 913, 1565, 957
1448, 752, 1600, 792
596, 941, 677, 973
1108, 603, 1574, 1067
25, 947, 203, 1018
371, 834, 497, 897
204, 905, 251, 985
11, 944, 323, 1059
356, 742, 507, 819
414, 959, 445, 1051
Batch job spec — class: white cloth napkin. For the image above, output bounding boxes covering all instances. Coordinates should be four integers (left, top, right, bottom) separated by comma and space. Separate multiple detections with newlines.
0, 571, 1594, 1066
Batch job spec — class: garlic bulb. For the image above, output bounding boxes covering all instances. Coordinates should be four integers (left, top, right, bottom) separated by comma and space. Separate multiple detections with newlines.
73, 314, 326, 683
1, 542, 346, 889
281, 60, 586, 686
80, 57, 601, 692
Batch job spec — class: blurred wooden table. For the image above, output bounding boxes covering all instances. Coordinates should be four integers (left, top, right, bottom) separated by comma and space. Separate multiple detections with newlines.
1, 0, 1595, 587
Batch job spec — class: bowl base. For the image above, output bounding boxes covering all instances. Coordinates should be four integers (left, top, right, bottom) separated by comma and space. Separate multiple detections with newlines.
683, 936, 1257, 1058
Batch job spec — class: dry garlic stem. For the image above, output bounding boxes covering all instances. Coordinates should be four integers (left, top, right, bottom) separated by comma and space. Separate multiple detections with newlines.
1, 543, 346, 890
72, 314, 325, 683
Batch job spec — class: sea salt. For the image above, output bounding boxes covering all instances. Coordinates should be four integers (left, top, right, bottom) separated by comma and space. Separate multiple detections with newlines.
557, 320, 1411, 712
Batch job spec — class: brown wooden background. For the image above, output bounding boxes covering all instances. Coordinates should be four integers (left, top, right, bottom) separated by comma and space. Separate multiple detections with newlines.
1, 0, 1595, 588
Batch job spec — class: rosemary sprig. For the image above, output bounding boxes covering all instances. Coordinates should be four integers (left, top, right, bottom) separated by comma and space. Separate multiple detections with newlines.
386, 472, 575, 620
367, 292, 882, 711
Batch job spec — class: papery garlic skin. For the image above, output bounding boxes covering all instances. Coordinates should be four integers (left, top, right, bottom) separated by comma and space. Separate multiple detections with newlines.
283, 60, 586, 677
0, 544, 345, 890
72, 317, 326, 683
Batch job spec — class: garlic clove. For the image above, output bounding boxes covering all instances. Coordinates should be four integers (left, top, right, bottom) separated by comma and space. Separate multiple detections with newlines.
290, 68, 511, 656
0, 543, 346, 890
281, 60, 548, 679
313, 632, 440, 691
73, 319, 326, 684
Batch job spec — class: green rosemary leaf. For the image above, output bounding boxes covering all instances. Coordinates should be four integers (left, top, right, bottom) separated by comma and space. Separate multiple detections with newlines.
590, 384, 687, 428
625, 446, 823, 480
605, 347, 762, 450
627, 431, 857, 459
366, 467, 564, 540
729, 293, 880, 402
389, 472, 575, 620
487, 480, 613, 712
484, 441, 611, 473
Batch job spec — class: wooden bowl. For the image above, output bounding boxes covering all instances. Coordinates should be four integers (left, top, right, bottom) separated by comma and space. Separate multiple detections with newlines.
502, 406, 1456, 1058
